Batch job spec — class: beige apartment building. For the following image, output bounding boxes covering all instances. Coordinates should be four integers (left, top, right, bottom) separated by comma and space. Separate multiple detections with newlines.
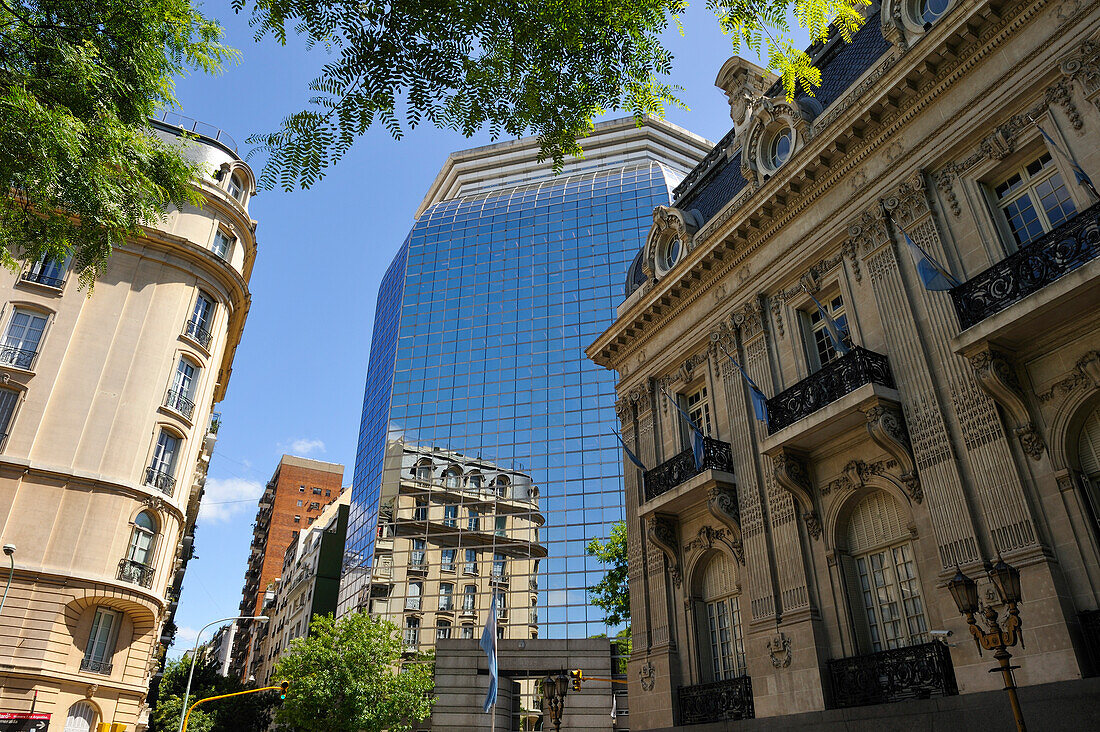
589, 0, 1100, 728
361, 443, 546, 652
0, 114, 256, 731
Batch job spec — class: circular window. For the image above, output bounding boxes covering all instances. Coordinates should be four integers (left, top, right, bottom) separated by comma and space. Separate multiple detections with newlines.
917, 0, 949, 25
657, 237, 682, 273
768, 128, 793, 170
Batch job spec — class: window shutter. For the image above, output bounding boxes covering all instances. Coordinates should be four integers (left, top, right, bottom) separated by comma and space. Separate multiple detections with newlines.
1078, 408, 1100, 477
846, 492, 908, 555
0, 388, 18, 435
700, 552, 738, 602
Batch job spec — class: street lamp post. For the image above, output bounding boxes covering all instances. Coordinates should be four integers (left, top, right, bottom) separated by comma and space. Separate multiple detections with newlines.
0, 545, 15, 618
947, 557, 1027, 732
539, 670, 569, 731
177, 615, 269, 732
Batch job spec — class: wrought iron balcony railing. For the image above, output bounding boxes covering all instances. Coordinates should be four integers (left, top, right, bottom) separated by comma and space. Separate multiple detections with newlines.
951, 202, 1100, 330
183, 318, 213, 349
80, 657, 113, 675
766, 347, 896, 434
118, 558, 155, 588
827, 640, 958, 709
643, 436, 735, 502
164, 388, 196, 419
678, 675, 754, 725
22, 269, 65, 289
144, 467, 175, 495
0, 345, 38, 371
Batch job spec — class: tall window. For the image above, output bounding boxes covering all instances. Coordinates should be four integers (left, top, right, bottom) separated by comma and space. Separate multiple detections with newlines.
993, 151, 1077, 247
495, 515, 507, 537
441, 549, 456, 572
805, 294, 848, 369
468, 473, 483, 490
413, 498, 428, 521
1, 308, 48, 369
1076, 406, 1100, 541
0, 386, 19, 442
443, 466, 462, 488
467, 508, 480, 531
464, 549, 478, 575
146, 430, 180, 493
228, 173, 244, 201
845, 492, 929, 652
404, 617, 420, 648
25, 253, 67, 288
406, 581, 422, 610
463, 584, 477, 611
494, 475, 510, 498
496, 592, 507, 620
686, 386, 713, 437
437, 619, 452, 639
697, 552, 746, 681
185, 293, 215, 348
212, 230, 234, 260
492, 553, 507, 578
127, 512, 157, 566
415, 460, 433, 481
411, 538, 426, 567
443, 504, 458, 528
167, 357, 198, 418
439, 583, 454, 611
460, 624, 474, 639
82, 607, 120, 674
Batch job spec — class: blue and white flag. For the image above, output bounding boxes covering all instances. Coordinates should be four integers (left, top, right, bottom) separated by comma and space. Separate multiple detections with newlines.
662, 390, 705, 470
612, 429, 647, 472
480, 591, 498, 713
1037, 125, 1096, 196
899, 225, 961, 291
804, 290, 851, 356
720, 347, 769, 424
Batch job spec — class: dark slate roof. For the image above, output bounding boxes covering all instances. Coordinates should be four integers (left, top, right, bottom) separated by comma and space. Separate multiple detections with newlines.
625, 248, 647, 298
679, 149, 749, 223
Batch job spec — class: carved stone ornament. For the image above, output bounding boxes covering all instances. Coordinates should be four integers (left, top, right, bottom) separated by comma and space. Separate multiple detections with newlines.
731, 295, 769, 341
143, 496, 167, 513
967, 347, 1045, 460
706, 487, 745, 564
639, 661, 656, 692
646, 514, 682, 587
1060, 32, 1100, 112
863, 401, 922, 502
714, 56, 778, 130
741, 96, 821, 187
1038, 351, 1100, 402
85, 684, 98, 699
770, 450, 821, 540
645, 206, 701, 281
767, 631, 793, 668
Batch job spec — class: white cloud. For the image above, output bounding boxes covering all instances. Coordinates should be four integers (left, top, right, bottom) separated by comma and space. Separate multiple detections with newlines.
289, 438, 326, 456
175, 625, 199, 648
199, 477, 265, 523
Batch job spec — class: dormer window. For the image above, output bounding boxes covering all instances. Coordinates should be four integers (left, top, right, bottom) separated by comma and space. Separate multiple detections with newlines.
228, 173, 244, 201
916, 0, 950, 26
767, 127, 793, 170
656, 237, 683, 275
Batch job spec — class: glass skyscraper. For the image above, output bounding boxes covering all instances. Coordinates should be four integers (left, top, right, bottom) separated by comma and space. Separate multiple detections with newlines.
340, 119, 709, 652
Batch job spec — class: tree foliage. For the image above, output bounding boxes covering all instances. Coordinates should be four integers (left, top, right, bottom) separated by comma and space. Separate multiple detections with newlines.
0, 0, 236, 287
235, 0, 869, 190
587, 520, 630, 627
150, 656, 276, 732
272, 612, 435, 732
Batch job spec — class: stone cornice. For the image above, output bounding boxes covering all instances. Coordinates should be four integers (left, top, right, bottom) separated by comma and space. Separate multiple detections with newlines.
588, 0, 1086, 373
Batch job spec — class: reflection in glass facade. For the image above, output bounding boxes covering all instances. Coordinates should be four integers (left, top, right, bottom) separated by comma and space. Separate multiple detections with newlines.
340, 123, 706, 656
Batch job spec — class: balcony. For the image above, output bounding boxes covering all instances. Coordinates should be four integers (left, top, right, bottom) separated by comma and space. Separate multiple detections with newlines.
80, 658, 113, 675
952, 202, 1100, 332
677, 675, 754, 725
144, 467, 175, 495
767, 348, 895, 435
0, 345, 38, 371
22, 269, 65, 289
183, 318, 213, 349
164, 388, 196, 420
643, 436, 735, 503
827, 641, 958, 709
118, 558, 155, 588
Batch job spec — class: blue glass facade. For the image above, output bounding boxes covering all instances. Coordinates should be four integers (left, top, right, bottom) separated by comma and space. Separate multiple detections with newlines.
340, 158, 686, 639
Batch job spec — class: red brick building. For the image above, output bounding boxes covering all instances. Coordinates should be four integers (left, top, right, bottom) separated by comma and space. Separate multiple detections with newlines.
229, 455, 344, 678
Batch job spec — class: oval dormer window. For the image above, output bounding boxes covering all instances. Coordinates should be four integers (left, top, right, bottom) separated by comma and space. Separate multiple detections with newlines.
918, 0, 950, 25
768, 128, 793, 170
657, 237, 682, 275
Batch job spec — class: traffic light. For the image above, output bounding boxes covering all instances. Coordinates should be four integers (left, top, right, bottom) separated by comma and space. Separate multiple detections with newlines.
570, 669, 583, 691
279, 681, 290, 700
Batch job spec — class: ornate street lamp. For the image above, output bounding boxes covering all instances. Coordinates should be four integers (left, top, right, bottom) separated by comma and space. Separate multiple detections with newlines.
947, 559, 1027, 732
539, 670, 569, 731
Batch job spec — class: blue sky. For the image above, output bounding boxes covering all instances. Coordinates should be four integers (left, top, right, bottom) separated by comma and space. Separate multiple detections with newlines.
170, 0, 811, 653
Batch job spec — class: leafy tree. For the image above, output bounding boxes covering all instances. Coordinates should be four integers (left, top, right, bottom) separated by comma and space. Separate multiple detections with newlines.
272, 612, 435, 732
587, 520, 630, 627
236, 0, 869, 190
150, 656, 276, 732
0, 1, 235, 286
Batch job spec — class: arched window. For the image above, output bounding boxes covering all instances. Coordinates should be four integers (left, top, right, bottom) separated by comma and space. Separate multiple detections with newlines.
414, 459, 433, 481
843, 492, 928, 652
694, 552, 746, 681
185, 292, 215, 349
767, 127, 793, 170
227, 173, 244, 201
167, 356, 200, 418
467, 472, 483, 490
443, 466, 462, 489
910, 0, 950, 26
127, 511, 158, 567
493, 475, 510, 498
145, 429, 181, 494
64, 701, 98, 732
1076, 405, 1100, 538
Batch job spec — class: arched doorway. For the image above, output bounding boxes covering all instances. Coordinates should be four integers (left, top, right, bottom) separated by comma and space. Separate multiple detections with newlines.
63, 701, 98, 732
692, 551, 746, 681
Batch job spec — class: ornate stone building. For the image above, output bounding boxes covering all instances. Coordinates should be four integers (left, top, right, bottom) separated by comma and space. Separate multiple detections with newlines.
588, 0, 1100, 727
0, 114, 256, 730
